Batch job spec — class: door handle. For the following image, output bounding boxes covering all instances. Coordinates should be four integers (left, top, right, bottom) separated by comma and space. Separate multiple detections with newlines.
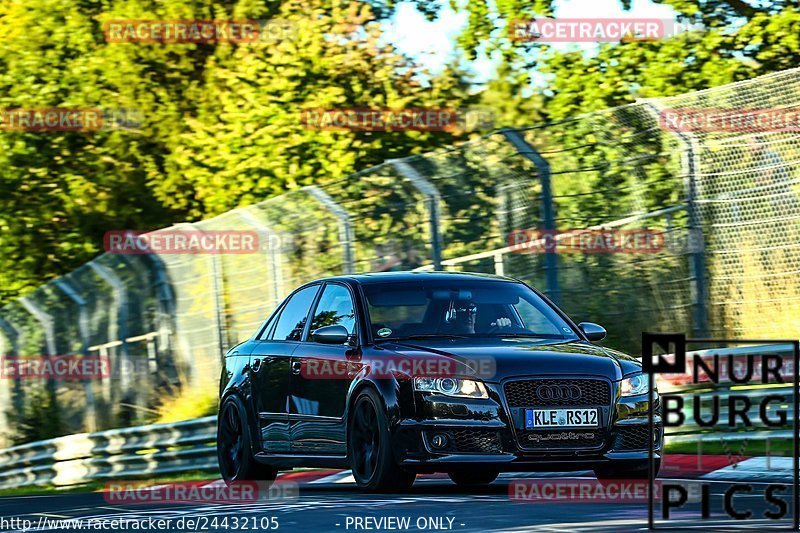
252, 358, 262, 372
292, 361, 302, 375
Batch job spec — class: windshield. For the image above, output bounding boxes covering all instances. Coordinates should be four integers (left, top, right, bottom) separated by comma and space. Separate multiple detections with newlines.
362, 280, 580, 341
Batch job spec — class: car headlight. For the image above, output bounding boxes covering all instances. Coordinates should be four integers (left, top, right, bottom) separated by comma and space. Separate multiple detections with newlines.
620, 373, 650, 396
413, 377, 488, 399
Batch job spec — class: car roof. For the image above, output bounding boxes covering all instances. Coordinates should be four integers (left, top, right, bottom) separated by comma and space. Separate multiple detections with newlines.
310, 271, 520, 285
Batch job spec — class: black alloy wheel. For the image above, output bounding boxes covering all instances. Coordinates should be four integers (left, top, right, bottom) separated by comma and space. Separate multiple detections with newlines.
217, 396, 278, 484
349, 389, 416, 492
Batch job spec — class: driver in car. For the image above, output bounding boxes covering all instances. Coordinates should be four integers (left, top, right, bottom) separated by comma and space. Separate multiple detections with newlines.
445, 299, 512, 334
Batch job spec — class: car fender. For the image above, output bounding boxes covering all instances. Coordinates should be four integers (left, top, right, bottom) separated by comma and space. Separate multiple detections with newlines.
345, 374, 406, 438
219, 344, 260, 455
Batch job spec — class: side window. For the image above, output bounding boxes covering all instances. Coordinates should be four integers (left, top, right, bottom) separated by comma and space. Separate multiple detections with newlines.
271, 285, 319, 341
308, 284, 356, 337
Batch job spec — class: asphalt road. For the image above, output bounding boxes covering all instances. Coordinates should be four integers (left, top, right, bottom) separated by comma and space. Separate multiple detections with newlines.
0, 474, 796, 533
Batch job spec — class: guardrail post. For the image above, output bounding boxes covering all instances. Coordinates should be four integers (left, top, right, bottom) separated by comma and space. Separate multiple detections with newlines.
390, 159, 443, 271
303, 185, 356, 274
501, 129, 560, 303
643, 102, 709, 337
54, 278, 97, 432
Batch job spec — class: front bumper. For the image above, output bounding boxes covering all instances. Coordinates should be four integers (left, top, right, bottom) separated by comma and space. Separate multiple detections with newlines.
393, 379, 663, 472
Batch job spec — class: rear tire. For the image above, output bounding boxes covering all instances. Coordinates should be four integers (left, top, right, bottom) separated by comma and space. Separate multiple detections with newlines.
448, 470, 499, 486
217, 395, 278, 485
349, 388, 416, 492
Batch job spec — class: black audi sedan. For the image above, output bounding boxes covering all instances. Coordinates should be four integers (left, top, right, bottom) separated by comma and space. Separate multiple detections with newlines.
217, 272, 662, 491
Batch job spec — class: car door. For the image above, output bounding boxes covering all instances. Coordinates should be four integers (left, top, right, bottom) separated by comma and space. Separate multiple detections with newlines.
249, 284, 320, 453
289, 282, 360, 454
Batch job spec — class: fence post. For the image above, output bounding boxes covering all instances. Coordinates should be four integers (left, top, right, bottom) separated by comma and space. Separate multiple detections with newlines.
142, 254, 176, 374
390, 159, 443, 271
19, 297, 56, 357
303, 185, 356, 274
87, 261, 133, 415
495, 183, 513, 276
0, 315, 23, 423
643, 102, 709, 337
501, 129, 560, 303
53, 278, 97, 432
19, 296, 59, 426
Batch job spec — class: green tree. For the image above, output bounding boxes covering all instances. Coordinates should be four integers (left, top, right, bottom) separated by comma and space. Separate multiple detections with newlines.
166, 0, 477, 217
0, 0, 476, 299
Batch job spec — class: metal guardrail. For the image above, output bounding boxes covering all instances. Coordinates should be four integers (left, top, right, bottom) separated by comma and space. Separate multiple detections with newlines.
0, 344, 796, 489
0, 416, 217, 490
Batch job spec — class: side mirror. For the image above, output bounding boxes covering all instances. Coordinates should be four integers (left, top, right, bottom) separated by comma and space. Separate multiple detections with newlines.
578, 322, 607, 342
311, 325, 350, 345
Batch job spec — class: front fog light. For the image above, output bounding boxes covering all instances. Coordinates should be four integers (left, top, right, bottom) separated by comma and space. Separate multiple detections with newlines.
430, 433, 449, 449
413, 377, 488, 399
620, 373, 649, 396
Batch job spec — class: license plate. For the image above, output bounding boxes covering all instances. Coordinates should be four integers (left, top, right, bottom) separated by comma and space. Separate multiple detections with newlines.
525, 408, 598, 429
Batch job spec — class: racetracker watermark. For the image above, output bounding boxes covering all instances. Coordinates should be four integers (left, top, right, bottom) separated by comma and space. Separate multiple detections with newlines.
103, 19, 296, 43
103, 480, 298, 505
300, 108, 494, 132
510, 478, 666, 503
659, 108, 800, 133
301, 355, 496, 380
0, 355, 110, 380
509, 18, 702, 43
643, 332, 799, 528
104, 230, 267, 254
508, 229, 665, 254
0, 108, 141, 131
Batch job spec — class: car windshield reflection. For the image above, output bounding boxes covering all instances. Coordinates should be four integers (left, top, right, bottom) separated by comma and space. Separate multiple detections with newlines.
362, 280, 580, 342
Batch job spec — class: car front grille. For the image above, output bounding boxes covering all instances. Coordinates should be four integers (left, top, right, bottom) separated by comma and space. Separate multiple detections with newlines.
425, 429, 503, 454
504, 378, 612, 407
613, 424, 661, 451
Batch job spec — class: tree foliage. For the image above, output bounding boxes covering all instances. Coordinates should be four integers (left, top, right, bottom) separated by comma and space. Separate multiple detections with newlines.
0, 0, 477, 298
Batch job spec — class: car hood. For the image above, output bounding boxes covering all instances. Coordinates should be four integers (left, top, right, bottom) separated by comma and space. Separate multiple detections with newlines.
374, 338, 641, 382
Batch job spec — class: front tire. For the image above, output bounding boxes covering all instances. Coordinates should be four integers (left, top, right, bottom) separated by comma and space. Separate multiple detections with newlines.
217, 395, 278, 485
448, 470, 499, 486
349, 389, 416, 492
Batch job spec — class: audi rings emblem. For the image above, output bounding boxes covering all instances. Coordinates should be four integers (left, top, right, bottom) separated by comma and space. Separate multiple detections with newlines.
535, 384, 582, 401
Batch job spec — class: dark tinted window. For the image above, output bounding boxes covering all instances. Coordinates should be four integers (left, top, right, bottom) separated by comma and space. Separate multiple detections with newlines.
362, 280, 578, 340
271, 285, 319, 341
308, 284, 356, 336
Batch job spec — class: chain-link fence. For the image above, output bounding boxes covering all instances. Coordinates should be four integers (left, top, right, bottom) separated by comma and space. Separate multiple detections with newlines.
2, 67, 799, 447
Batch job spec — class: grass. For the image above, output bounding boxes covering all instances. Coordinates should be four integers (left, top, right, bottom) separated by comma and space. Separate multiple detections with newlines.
150, 365, 219, 425
0, 469, 217, 498
152, 390, 218, 425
